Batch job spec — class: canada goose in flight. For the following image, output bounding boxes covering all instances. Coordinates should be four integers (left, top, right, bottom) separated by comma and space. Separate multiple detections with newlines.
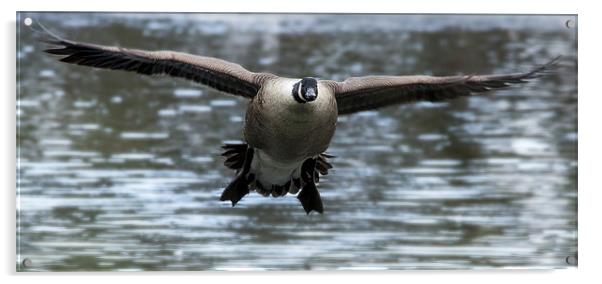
42, 31, 558, 214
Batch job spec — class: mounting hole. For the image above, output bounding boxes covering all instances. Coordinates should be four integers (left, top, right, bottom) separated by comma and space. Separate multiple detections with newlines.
565, 255, 577, 265
22, 258, 32, 268
565, 19, 575, 29
24, 17, 32, 26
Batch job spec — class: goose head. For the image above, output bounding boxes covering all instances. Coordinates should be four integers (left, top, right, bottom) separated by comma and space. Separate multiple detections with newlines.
292, 77, 318, 103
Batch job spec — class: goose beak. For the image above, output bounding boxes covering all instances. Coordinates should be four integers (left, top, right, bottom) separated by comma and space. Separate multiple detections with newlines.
304, 88, 317, 102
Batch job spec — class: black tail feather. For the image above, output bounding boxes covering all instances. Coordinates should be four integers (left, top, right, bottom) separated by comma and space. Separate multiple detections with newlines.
316, 153, 334, 176
221, 143, 248, 171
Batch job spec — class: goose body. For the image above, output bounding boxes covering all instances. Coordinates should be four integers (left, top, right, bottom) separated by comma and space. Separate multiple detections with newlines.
245, 79, 337, 194
42, 29, 558, 214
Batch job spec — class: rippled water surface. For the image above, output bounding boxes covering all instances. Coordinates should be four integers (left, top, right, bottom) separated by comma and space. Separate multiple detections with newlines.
16, 13, 577, 271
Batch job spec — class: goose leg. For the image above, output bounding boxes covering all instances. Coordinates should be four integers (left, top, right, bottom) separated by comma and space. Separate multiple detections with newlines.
220, 147, 255, 206
297, 158, 324, 214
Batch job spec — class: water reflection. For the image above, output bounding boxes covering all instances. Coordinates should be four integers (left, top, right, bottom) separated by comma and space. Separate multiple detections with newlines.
17, 13, 577, 271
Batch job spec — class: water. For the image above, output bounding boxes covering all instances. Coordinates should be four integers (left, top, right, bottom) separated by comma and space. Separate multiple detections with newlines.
16, 13, 577, 271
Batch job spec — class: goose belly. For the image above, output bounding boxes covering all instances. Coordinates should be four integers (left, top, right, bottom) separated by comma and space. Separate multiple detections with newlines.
250, 149, 303, 193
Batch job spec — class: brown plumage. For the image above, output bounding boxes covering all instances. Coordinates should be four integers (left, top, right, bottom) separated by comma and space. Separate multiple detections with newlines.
43, 37, 277, 98
322, 58, 559, 115
42, 30, 558, 214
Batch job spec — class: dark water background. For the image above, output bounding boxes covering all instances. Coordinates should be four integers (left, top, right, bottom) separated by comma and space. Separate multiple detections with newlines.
16, 13, 577, 271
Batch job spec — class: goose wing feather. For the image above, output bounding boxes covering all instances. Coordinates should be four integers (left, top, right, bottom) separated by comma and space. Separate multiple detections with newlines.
44, 34, 277, 98
322, 57, 559, 115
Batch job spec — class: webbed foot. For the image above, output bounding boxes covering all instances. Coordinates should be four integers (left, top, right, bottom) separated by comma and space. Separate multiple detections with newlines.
220, 147, 254, 206
297, 158, 324, 214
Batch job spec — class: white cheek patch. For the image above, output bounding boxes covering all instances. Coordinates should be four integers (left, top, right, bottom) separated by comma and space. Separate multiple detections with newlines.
297, 81, 306, 102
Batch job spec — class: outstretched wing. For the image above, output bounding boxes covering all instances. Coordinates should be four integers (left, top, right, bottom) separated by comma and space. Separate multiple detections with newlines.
43, 33, 277, 98
323, 58, 559, 115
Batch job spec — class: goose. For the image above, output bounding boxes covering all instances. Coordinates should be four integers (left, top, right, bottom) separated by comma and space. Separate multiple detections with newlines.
42, 31, 558, 214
